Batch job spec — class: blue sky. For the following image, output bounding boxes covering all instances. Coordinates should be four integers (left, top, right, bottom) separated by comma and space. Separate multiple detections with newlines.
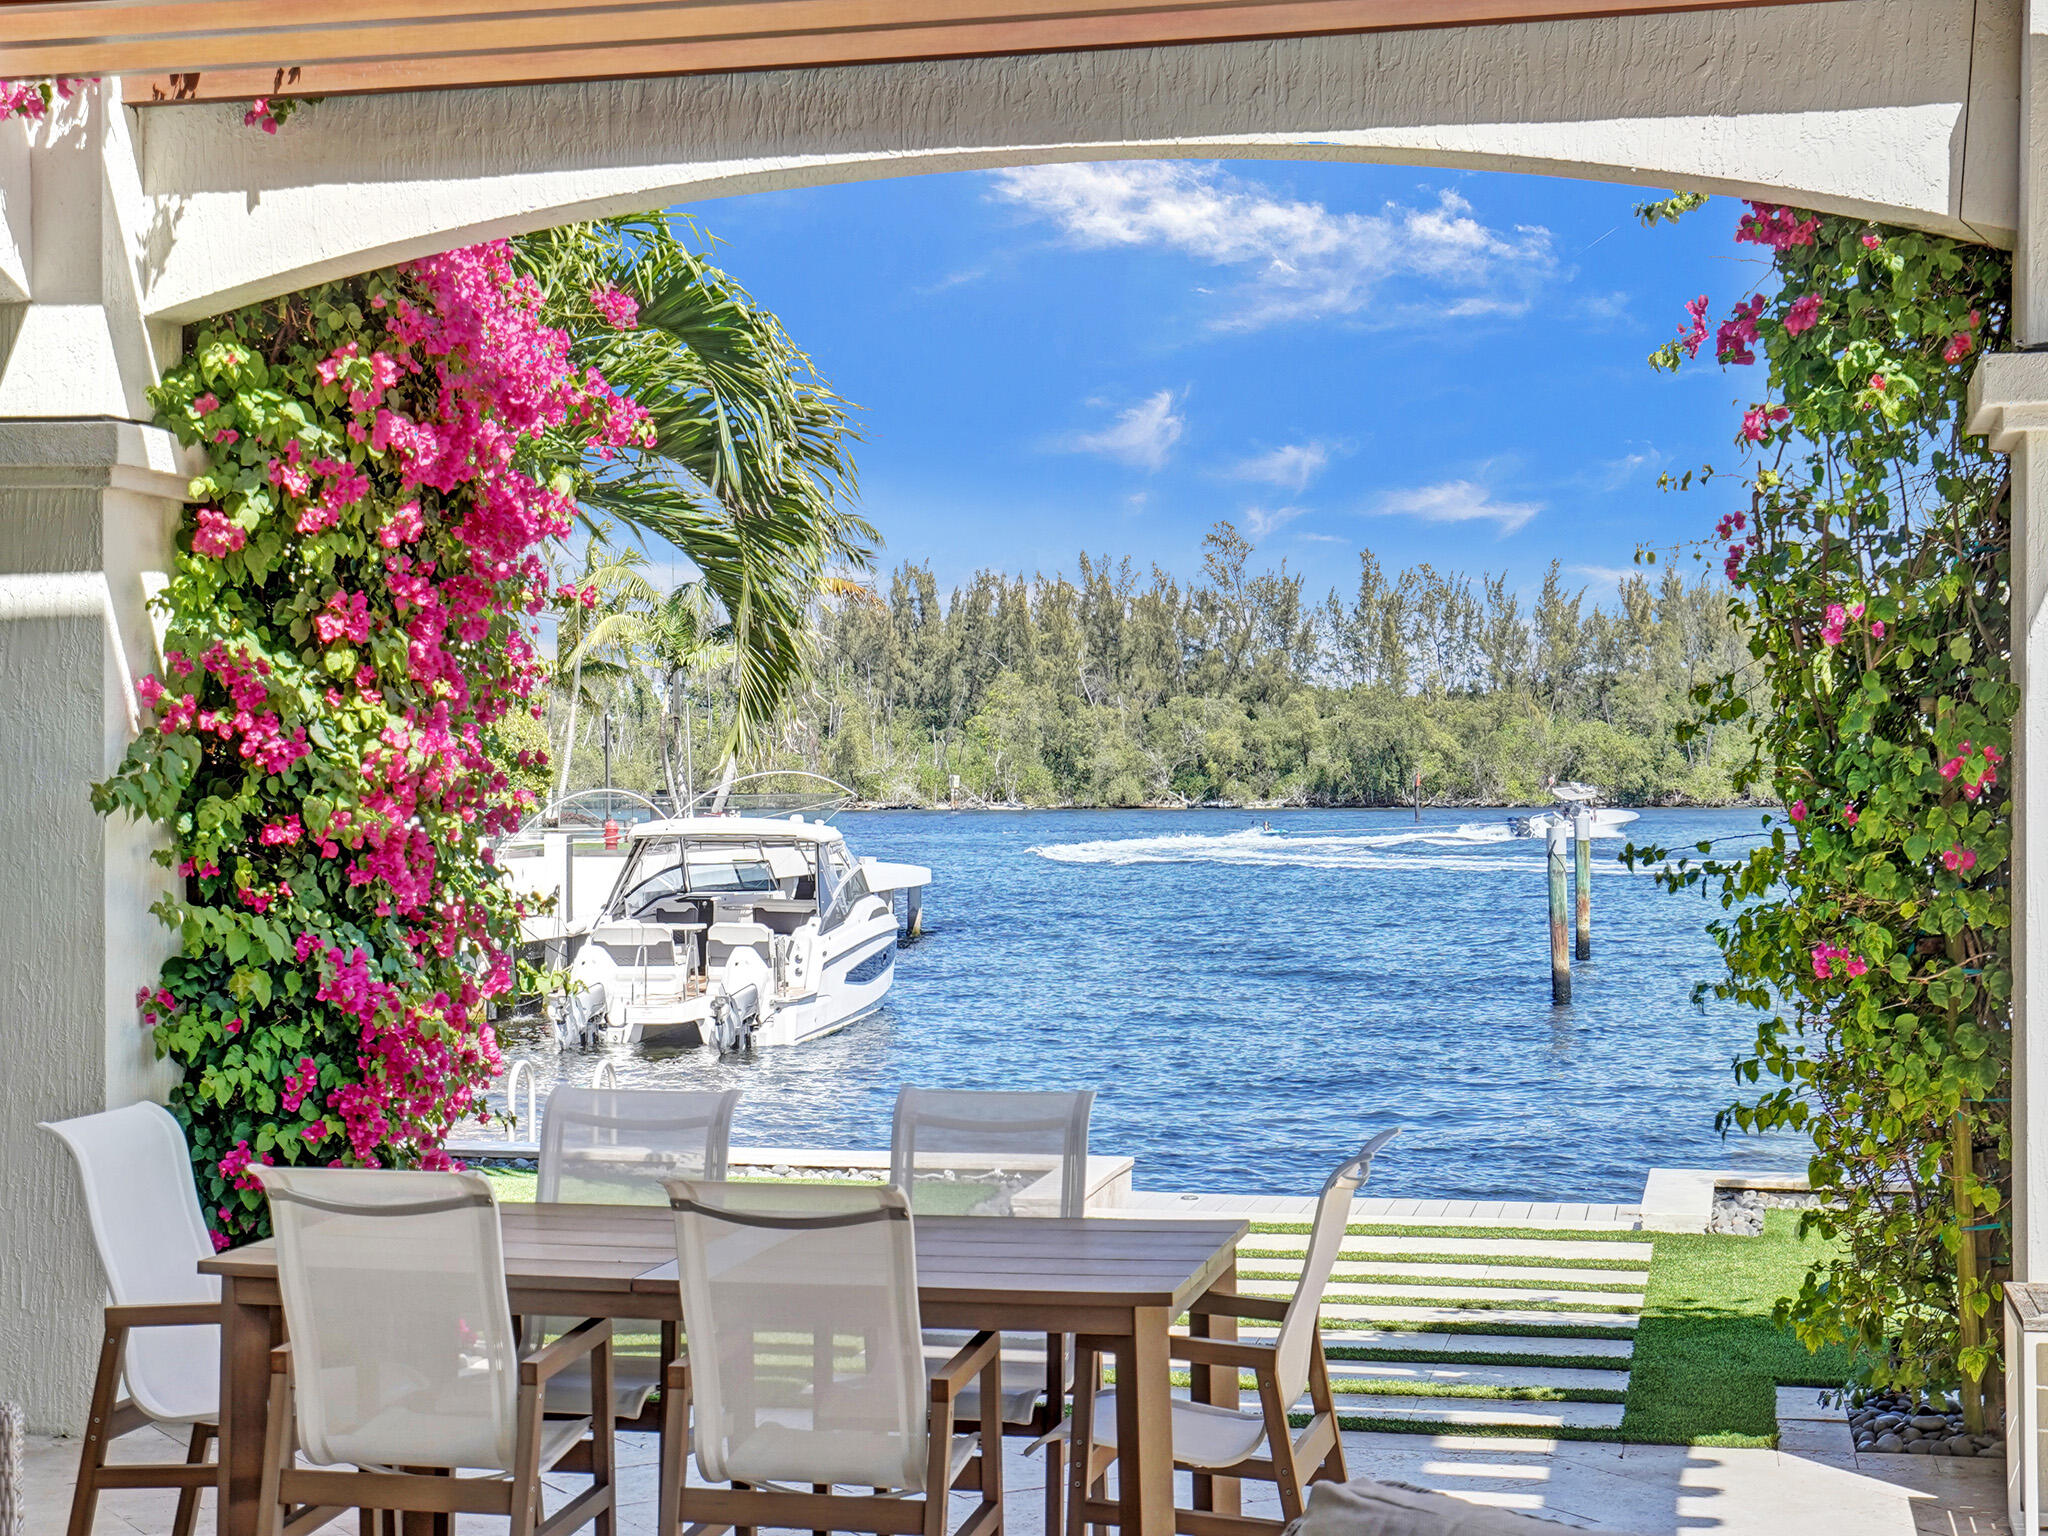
672, 160, 1771, 605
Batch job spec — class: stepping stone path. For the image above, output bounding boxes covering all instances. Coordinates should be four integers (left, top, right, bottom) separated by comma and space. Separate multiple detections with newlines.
1111, 1193, 1647, 1434
1845, 1387, 2004, 1458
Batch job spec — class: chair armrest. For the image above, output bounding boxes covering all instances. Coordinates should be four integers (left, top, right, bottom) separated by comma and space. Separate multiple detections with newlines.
106, 1302, 220, 1329
519, 1317, 612, 1386
1187, 1289, 1290, 1323
1169, 1335, 1274, 1371
928, 1330, 999, 1398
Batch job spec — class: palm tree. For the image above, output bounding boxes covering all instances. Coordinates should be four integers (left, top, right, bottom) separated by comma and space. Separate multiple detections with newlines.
517, 218, 877, 763
550, 535, 659, 803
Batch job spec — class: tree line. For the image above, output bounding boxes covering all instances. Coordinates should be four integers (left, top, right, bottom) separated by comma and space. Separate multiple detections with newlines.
559, 521, 1757, 809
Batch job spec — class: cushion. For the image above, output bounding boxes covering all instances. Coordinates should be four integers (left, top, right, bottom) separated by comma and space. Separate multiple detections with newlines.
1288, 1477, 1647, 1536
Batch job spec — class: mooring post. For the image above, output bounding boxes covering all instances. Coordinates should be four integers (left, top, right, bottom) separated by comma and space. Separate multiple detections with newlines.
1547, 819, 1571, 1004
1574, 805, 1592, 961
1412, 771, 1421, 823
906, 884, 924, 940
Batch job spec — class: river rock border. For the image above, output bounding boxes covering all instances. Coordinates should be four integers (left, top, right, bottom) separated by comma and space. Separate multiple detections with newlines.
1847, 1390, 2003, 1457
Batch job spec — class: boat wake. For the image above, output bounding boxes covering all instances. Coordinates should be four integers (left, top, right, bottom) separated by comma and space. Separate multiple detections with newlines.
1024, 822, 1612, 874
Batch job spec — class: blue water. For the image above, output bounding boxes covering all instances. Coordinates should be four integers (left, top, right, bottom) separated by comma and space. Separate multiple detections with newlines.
497, 807, 1809, 1203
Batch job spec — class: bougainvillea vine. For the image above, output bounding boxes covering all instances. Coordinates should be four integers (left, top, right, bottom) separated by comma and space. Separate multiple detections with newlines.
96, 242, 650, 1245
1635, 198, 2012, 1417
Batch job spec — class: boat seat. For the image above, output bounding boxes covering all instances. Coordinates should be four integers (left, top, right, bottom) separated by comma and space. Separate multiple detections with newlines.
706, 922, 774, 970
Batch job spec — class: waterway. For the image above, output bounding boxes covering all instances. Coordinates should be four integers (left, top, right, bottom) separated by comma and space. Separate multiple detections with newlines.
493, 806, 1808, 1202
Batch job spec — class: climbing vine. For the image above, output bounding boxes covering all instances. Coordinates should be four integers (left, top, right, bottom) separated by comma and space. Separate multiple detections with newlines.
1634, 198, 2013, 1405
95, 243, 648, 1246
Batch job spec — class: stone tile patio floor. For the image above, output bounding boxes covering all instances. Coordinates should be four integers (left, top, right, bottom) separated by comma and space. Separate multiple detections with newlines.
25, 1407, 2010, 1535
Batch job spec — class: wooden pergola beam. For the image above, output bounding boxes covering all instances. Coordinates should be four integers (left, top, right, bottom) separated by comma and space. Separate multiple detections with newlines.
0, 0, 1841, 103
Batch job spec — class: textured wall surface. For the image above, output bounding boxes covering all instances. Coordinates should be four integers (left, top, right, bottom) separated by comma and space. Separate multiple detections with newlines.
0, 441, 180, 1434
131, 0, 2018, 319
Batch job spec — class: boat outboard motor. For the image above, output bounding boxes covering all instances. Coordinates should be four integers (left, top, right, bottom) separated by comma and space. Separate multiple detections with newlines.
710, 948, 772, 1054
558, 982, 607, 1049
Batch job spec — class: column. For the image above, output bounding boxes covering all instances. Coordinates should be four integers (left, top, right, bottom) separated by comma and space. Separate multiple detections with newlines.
0, 82, 193, 1432
1971, 358, 2048, 1286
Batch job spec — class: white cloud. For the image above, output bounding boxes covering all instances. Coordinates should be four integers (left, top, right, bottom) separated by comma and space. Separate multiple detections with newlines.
1369, 480, 1542, 536
1582, 448, 1665, 492
1243, 504, 1308, 539
989, 162, 1554, 329
1061, 390, 1185, 470
1296, 531, 1347, 544
1228, 441, 1331, 493
1569, 564, 1636, 588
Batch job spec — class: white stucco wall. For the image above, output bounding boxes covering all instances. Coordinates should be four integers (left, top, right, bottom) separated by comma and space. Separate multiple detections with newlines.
0, 424, 185, 1430
131, 0, 2018, 322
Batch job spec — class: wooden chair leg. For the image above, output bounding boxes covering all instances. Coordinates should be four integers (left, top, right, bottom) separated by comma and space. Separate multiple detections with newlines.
65, 1320, 124, 1536
1043, 1433, 1066, 1536
170, 1422, 215, 1536
1066, 1347, 1098, 1536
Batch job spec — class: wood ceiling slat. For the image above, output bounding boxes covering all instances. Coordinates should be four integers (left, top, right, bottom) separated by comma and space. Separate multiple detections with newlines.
0, 0, 1834, 100
13, 0, 1376, 67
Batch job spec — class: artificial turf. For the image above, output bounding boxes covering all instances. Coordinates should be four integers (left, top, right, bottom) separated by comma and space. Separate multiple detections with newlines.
1617, 1210, 1853, 1447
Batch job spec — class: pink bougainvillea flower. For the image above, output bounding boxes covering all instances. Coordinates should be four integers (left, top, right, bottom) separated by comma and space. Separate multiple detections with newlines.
1870, 620, 1885, 639
1869, 373, 1888, 391
192, 393, 219, 414
1784, 293, 1821, 336
1944, 331, 1975, 364
135, 674, 165, 708
1741, 404, 1791, 443
1862, 232, 1882, 249
1789, 800, 1808, 822
1844, 956, 1869, 978
1943, 847, 1980, 873
1842, 804, 1859, 826
1717, 295, 1766, 366
1736, 202, 1820, 251
1676, 295, 1710, 359
190, 506, 246, 557
590, 284, 639, 330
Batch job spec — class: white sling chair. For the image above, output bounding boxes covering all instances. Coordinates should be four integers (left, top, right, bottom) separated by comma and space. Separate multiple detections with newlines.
534, 1084, 739, 1423
1066, 1129, 1403, 1536
891, 1084, 1095, 1533
42, 1101, 220, 1536
251, 1165, 616, 1536
659, 1178, 1003, 1536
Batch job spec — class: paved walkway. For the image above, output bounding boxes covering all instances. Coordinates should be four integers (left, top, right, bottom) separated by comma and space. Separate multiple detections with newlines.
22, 1418, 2008, 1534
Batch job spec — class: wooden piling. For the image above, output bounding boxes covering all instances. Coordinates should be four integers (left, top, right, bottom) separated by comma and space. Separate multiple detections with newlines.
1547, 820, 1571, 1004
1574, 805, 1592, 961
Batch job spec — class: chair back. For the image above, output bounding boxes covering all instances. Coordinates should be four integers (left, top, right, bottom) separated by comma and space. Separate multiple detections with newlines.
1275, 1129, 1401, 1404
537, 1085, 739, 1204
41, 1102, 219, 1423
252, 1166, 520, 1472
668, 1179, 929, 1491
889, 1086, 1094, 1217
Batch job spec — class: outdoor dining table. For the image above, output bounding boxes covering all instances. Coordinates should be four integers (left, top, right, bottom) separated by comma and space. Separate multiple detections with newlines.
200, 1203, 1251, 1536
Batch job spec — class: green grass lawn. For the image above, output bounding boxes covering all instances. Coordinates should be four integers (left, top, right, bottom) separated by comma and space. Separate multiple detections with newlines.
1618, 1210, 1853, 1447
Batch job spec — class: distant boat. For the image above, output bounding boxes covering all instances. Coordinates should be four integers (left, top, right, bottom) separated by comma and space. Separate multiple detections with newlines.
1508, 782, 1640, 840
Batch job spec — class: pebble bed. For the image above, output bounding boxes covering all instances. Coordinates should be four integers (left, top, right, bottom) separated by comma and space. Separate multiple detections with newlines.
1846, 1390, 2003, 1457
1709, 1187, 1823, 1235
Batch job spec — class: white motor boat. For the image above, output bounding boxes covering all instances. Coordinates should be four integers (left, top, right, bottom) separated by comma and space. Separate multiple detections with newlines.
1509, 782, 1640, 840
555, 813, 930, 1052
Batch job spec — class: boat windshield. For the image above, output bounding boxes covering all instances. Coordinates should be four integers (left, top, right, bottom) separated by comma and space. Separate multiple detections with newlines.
608, 835, 812, 916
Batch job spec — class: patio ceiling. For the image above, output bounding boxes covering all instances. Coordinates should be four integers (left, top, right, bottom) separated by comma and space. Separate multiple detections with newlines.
0, 0, 1848, 102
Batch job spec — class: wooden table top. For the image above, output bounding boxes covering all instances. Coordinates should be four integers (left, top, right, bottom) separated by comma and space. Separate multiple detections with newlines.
201, 1204, 1248, 1312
